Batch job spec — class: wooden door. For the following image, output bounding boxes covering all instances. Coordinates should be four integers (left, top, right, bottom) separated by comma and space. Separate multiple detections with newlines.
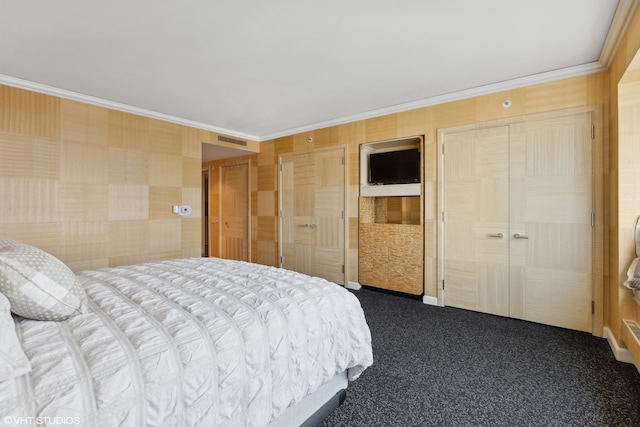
202, 168, 209, 256
313, 148, 346, 284
442, 126, 510, 316
509, 113, 593, 332
220, 162, 249, 261
280, 148, 346, 285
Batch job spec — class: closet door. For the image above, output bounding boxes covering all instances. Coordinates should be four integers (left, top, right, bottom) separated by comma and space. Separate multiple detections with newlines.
442, 126, 510, 316
279, 148, 346, 285
509, 114, 593, 332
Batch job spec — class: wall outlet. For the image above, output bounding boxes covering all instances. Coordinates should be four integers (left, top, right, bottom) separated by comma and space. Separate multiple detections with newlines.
179, 205, 192, 216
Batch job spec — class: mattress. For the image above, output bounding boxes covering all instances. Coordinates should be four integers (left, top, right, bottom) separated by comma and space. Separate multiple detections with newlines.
0, 257, 373, 426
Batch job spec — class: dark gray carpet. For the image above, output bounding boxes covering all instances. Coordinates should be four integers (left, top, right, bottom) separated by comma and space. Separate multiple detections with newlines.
321, 287, 640, 427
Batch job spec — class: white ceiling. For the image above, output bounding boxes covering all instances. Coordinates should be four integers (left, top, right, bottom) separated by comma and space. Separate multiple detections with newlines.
0, 0, 634, 159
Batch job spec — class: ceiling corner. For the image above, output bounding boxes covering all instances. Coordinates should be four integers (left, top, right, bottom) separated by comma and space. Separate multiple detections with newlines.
599, 0, 640, 67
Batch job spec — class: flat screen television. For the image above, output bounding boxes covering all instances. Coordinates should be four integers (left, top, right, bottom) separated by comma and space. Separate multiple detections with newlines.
368, 148, 421, 185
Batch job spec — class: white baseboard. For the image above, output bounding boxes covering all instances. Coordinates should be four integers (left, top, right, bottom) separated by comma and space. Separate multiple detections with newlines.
422, 295, 439, 306
604, 327, 637, 368
346, 281, 361, 291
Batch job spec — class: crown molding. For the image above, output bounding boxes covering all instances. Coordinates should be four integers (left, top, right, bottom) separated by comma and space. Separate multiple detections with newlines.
599, 0, 640, 67
0, 74, 260, 142
0, 59, 609, 143
259, 62, 605, 141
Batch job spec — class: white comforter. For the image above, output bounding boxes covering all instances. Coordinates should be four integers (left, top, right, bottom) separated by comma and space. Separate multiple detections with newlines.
0, 258, 373, 426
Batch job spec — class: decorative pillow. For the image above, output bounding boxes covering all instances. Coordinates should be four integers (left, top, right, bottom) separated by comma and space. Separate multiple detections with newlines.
0, 238, 88, 321
0, 292, 31, 381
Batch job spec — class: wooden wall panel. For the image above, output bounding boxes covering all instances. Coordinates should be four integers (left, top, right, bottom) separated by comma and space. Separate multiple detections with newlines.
181, 218, 201, 258
108, 111, 150, 151
252, 72, 607, 296
607, 5, 640, 352
182, 157, 202, 188
150, 187, 182, 219
61, 141, 108, 183
109, 148, 148, 184
524, 78, 589, 114
314, 127, 339, 148
0, 133, 58, 177
618, 66, 640, 338
149, 153, 182, 187
0, 85, 205, 270
61, 221, 109, 270
0, 41, 620, 327
257, 190, 275, 216
60, 101, 109, 145
0, 223, 61, 257
475, 90, 526, 122
365, 115, 397, 141
59, 184, 108, 222
0, 86, 59, 138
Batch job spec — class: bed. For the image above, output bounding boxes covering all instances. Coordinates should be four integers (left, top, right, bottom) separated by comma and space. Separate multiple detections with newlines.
0, 238, 373, 426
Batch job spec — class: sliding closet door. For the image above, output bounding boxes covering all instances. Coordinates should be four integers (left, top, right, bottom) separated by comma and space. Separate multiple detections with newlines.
442, 126, 510, 316
509, 114, 593, 332
279, 148, 346, 285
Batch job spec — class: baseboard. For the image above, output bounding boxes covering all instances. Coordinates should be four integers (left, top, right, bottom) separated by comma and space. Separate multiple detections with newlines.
422, 295, 439, 306
604, 327, 637, 369
347, 281, 361, 291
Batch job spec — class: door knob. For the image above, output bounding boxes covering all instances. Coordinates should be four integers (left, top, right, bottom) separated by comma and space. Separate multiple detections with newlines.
487, 233, 504, 238
513, 233, 529, 239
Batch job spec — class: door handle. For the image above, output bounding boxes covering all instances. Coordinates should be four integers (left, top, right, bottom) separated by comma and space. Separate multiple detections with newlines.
513, 233, 529, 239
309, 224, 317, 228
487, 233, 504, 238
299, 223, 310, 228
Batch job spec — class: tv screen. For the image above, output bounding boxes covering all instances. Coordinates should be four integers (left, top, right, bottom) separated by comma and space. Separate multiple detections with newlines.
368, 148, 420, 185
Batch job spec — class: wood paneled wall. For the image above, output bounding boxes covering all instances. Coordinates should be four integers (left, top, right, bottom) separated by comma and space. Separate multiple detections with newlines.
4, 44, 630, 343
607, 5, 640, 345
256, 73, 606, 296
0, 85, 258, 271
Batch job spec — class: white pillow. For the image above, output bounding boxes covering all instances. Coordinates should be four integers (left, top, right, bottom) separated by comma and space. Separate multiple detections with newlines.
0, 238, 88, 321
0, 292, 31, 381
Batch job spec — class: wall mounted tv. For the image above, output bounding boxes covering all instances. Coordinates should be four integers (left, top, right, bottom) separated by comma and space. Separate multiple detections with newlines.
368, 148, 421, 185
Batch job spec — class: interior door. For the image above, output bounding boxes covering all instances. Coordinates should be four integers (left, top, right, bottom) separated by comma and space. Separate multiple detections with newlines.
442, 126, 510, 316
280, 148, 346, 285
509, 114, 593, 332
220, 162, 249, 261
313, 148, 346, 284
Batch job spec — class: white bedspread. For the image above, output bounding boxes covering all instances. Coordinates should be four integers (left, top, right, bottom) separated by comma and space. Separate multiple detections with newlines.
0, 258, 372, 426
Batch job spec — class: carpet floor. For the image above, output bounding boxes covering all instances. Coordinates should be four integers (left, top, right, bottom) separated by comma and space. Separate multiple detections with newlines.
320, 287, 640, 427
